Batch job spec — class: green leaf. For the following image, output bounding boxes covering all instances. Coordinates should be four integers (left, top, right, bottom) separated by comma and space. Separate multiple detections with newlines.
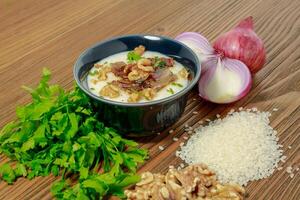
109, 174, 140, 197
16, 106, 27, 120
85, 149, 95, 167
32, 124, 47, 147
66, 113, 78, 139
0, 121, 18, 143
171, 82, 183, 87
51, 113, 68, 137
17, 101, 54, 121
68, 154, 76, 169
14, 163, 27, 177
29, 159, 45, 175
63, 141, 72, 153
122, 156, 138, 172
126, 150, 148, 163
31, 100, 54, 120
49, 84, 61, 96
42, 68, 51, 79
154, 58, 167, 68
76, 189, 90, 200
79, 167, 89, 179
21, 85, 35, 94
88, 70, 99, 76
0, 163, 16, 184
127, 51, 141, 62
111, 135, 121, 145
51, 179, 67, 194
122, 138, 138, 147
51, 165, 60, 176
2, 121, 35, 146
51, 111, 64, 121
72, 142, 81, 152
27, 171, 36, 180
82, 179, 108, 194
111, 153, 123, 165
21, 138, 35, 152
74, 150, 85, 168
117, 174, 140, 187
167, 88, 175, 94
78, 132, 102, 148
53, 158, 66, 168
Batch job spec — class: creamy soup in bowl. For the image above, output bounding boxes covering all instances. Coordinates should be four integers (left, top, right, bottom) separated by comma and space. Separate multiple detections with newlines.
87, 45, 190, 103
73, 34, 200, 135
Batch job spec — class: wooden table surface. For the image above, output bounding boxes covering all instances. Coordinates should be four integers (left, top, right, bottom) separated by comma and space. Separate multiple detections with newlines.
0, 0, 299, 199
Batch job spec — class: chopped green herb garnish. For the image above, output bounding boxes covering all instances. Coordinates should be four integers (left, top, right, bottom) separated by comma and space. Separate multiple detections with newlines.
167, 88, 175, 94
144, 96, 150, 101
0, 68, 148, 199
89, 70, 98, 76
171, 82, 183, 87
90, 87, 95, 90
154, 59, 166, 68
127, 51, 141, 63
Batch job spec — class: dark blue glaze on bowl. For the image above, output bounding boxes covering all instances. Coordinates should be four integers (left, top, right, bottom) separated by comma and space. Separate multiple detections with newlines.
74, 34, 200, 136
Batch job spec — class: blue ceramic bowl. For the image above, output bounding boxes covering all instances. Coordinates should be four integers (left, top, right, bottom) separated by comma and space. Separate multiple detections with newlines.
74, 34, 200, 136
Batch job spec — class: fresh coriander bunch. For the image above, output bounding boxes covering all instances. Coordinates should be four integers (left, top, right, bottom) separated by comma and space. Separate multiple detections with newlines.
0, 68, 148, 199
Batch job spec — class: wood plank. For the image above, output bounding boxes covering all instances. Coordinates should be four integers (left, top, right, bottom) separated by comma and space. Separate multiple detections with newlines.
0, 0, 299, 199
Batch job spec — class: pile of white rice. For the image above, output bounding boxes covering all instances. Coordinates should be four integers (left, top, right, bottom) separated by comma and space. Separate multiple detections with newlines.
178, 109, 284, 186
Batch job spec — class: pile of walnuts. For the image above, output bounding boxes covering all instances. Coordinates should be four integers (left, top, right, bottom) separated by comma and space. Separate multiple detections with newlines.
125, 164, 245, 200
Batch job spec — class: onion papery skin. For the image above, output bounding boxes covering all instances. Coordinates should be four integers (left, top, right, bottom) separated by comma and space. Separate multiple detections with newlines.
213, 17, 266, 73
175, 32, 214, 73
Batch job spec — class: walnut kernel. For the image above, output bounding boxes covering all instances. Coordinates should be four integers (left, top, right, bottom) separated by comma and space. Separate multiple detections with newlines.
137, 58, 154, 72
98, 66, 111, 81
134, 45, 145, 56
126, 164, 245, 200
143, 88, 156, 100
178, 68, 189, 79
128, 92, 140, 103
99, 84, 120, 98
128, 69, 149, 82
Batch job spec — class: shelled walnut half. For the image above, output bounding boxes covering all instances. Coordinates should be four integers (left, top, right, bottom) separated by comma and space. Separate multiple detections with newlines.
125, 164, 245, 200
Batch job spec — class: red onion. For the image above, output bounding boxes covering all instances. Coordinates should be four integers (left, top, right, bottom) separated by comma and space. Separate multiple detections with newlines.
213, 17, 266, 73
175, 32, 252, 104
175, 32, 214, 73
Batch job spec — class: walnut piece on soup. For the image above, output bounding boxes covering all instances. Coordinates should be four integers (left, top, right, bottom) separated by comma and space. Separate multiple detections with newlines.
87, 45, 190, 103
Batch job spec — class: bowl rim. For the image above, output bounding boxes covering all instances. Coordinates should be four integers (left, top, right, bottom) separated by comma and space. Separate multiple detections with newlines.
73, 34, 201, 107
